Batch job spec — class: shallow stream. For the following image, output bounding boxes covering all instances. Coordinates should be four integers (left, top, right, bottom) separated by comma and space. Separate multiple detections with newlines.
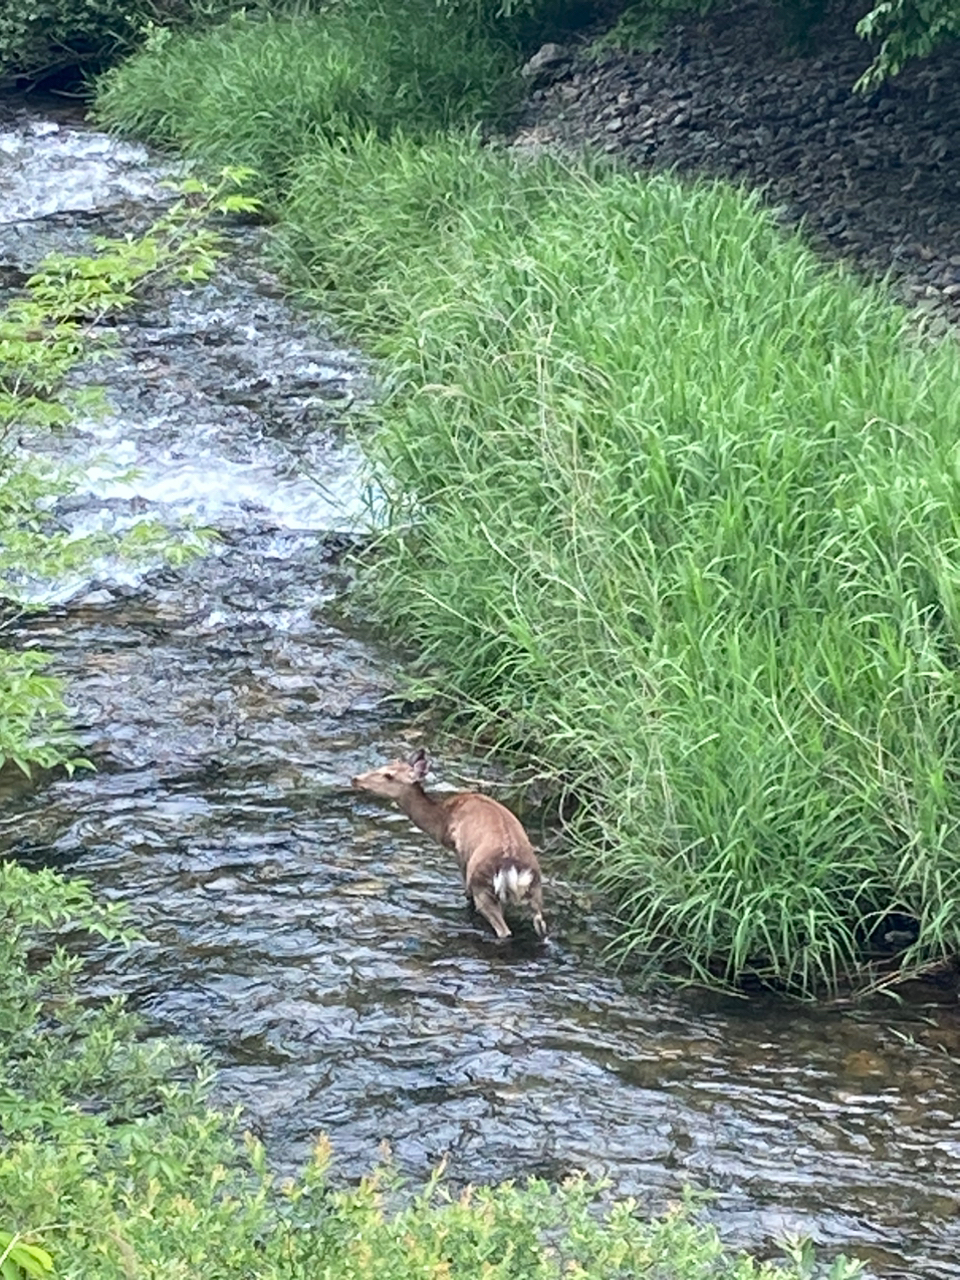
2, 96, 960, 1280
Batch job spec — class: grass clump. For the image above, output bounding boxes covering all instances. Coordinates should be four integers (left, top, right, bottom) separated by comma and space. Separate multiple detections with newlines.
95, 4, 519, 192
590, 0, 717, 55
271, 130, 960, 995
1, 859, 860, 1278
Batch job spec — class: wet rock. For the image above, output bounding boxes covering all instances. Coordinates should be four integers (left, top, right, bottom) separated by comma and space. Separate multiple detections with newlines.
521, 42, 570, 83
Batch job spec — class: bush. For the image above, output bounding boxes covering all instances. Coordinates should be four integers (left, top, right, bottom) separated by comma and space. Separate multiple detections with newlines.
95, 4, 519, 190
0, 0, 239, 85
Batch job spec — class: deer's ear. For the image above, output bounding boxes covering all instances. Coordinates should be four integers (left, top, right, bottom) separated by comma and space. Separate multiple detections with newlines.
408, 747, 429, 779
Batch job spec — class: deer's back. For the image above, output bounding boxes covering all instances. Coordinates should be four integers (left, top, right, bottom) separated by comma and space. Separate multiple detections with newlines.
441, 792, 539, 887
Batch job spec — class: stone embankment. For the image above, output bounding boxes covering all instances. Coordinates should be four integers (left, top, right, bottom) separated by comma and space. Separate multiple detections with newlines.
515, 1, 960, 332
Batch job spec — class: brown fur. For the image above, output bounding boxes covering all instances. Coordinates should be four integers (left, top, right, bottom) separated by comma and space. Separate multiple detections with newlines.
351, 748, 546, 940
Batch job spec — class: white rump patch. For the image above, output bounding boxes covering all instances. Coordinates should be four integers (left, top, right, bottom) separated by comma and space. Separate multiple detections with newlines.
493, 865, 534, 904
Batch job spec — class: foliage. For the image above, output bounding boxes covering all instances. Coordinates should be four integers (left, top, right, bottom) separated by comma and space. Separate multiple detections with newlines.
0, 861, 142, 1123
98, 11, 960, 995
0, 1230, 53, 1280
1, 169, 255, 441
0, 861, 861, 1279
95, 4, 519, 192
0, 859, 264, 1278
0, 0, 243, 85
0, 168, 257, 776
0, 650, 75, 779
856, 0, 960, 86
270, 1164, 864, 1280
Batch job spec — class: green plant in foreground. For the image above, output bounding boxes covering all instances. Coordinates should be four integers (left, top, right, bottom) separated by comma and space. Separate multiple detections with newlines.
0, 1229, 53, 1280
0, 167, 258, 776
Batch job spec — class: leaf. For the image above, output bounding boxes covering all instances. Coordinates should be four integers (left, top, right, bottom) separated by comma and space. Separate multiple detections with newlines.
0, 1232, 54, 1280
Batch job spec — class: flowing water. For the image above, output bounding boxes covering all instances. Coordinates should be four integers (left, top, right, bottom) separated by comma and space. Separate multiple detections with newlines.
2, 95, 960, 1280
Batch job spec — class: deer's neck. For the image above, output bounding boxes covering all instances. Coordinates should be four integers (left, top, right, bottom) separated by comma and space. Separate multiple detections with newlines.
398, 785, 450, 847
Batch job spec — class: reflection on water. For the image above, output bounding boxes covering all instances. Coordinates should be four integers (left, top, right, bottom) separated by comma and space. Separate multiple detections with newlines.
2, 95, 960, 1280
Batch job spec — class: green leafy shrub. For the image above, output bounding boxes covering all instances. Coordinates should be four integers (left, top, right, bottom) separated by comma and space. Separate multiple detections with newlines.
0, 860, 267, 1278
0, 1229, 53, 1280
0, 0, 241, 85
856, 0, 960, 86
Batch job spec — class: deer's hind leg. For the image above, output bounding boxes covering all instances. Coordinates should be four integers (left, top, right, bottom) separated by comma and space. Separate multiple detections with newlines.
471, 886, 512, 939
528, 881, 547, 939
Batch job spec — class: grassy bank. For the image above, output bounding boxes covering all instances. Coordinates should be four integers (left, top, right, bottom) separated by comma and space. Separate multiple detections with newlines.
97, 7, 960, 996
281, 138, 960, 995
95, 3, 519, 189
3, 859, 860, 1279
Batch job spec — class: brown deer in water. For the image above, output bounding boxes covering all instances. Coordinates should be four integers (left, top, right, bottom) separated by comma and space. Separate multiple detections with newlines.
351, 747, 547, 941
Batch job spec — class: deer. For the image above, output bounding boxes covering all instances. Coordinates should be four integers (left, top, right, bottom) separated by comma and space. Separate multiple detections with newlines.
351, 747, 547, 941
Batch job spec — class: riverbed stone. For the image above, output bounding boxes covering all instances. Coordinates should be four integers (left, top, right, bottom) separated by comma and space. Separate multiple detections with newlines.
521, 41, 570, 82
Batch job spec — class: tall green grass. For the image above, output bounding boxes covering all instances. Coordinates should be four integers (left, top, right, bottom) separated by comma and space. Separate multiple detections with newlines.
95, 3, 518, 188
276, 133, 960, 993
97, 20, 960, 994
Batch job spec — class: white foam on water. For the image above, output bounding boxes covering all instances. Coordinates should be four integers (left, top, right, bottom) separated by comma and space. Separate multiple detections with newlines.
71, 417, 369, 535
0, 119, 173, 224
2, 114, 377, 604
